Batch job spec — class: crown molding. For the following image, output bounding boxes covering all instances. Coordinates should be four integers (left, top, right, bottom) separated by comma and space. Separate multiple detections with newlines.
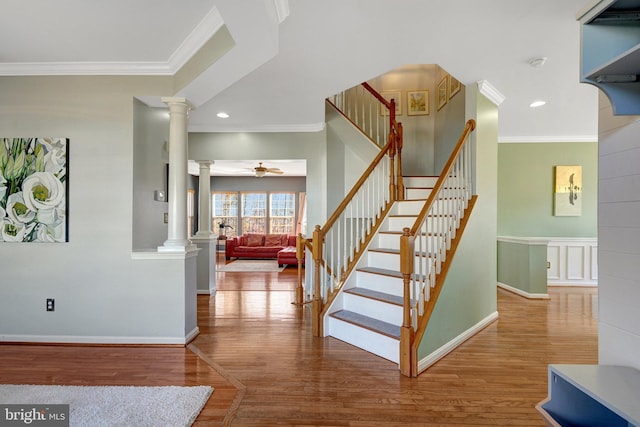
166, 6, 225, 73
188, 122, 326, 133
477, 80, 505, 106
0, 6, 224, 76
498, 135, 598, 143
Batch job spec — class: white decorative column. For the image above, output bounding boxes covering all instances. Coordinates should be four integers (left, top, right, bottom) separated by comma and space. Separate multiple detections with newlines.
195, 161, 215, 238
191, 160, 217, 295
159, 97, 195, 253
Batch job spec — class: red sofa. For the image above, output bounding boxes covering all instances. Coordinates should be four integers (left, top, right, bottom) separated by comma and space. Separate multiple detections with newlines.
225, 233, 302, 265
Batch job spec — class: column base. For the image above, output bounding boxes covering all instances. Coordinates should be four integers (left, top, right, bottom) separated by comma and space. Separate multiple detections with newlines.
158, 241, 197, 253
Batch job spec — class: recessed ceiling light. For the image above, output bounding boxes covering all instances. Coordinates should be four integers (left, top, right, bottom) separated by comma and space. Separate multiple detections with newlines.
216, 112, 229, 118
528, 57, 547, 68
530, 100, 546, 108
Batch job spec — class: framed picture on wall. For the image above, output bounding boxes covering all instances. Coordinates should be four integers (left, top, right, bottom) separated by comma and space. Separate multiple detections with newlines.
380, 90, 402, 116
554, 165, 582, 216
437, 76, 448, 111
407, 90, 429, 116
449, 75, 461, 99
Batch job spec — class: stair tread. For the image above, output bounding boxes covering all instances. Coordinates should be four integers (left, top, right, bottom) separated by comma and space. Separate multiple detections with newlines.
357, 266, 402, 278
330, 309, 400, 339
345, 287, 403, 306
369, 247, 436, 258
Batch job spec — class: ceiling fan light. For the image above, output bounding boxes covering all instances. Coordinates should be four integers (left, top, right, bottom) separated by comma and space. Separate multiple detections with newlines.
255, 170, 265, 177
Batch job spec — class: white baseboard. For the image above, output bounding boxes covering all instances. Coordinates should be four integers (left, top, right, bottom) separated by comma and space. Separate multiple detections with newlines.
197, 289, 215, 295
417, 311, 499, 374
497, 282, 550, 299
547, 282, 597, 287
0, 327, 201, 346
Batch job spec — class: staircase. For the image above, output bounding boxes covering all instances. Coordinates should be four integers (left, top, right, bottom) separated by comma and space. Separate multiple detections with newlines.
324, 176, 442, 364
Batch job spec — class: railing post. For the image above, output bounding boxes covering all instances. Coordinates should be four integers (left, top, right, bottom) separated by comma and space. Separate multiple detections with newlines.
388, 102, 397, 203
295, 233, 305, 306
312, 225, 323, 337
399, 227, 415, 377
396, 122, 405, 201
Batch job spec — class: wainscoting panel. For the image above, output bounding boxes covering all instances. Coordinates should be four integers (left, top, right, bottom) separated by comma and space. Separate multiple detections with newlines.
548, 238, 597, 286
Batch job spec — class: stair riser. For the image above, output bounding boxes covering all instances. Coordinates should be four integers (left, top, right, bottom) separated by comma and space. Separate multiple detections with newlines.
367, 251, 400, 270
403, 177, 438, 187
386, 216, 452, 231
327, 318, 399, 364
406, 188, 464, 199
355, 271, 404, 297
394, 199, 462, 215
343, 293, 403, 325
367, 251, 434, 272
377, 233, 440, 250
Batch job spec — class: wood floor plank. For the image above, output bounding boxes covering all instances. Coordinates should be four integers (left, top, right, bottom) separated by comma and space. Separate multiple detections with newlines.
0, 264, 597, 426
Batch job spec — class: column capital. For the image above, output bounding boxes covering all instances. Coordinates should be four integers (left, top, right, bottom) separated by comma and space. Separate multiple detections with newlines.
197, 160, 214, 168
161, 97, 195, 111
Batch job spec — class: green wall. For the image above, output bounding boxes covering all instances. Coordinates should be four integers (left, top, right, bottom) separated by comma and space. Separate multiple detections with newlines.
497, 239, 548, 295
418, 85, 498, 362
498, 142, 597, 237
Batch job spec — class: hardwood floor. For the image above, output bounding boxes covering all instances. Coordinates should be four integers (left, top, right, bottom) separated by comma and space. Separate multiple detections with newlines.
0, 265, 597, 426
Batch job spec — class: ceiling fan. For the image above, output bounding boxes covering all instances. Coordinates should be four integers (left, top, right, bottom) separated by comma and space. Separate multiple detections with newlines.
250, 162, 283, 177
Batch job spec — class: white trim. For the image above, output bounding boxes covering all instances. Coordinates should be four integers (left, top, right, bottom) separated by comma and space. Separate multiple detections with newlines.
498, 282, 550, 299
197, 289, 214, 295
131, 247, 200, 260
477, 80, 505, 106
188, 122, 326, 133
499, 135, 598, 143
497, 236, 550, 245
417, 311, 499, 374
0, 327, 200, 346
167, 7, 225, 73
0, 7, 224, 76
548, 282, 597, 287
272, 0, 290, 23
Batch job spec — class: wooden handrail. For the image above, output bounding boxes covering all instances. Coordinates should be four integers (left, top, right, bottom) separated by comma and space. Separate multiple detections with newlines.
409, 119, 476, 236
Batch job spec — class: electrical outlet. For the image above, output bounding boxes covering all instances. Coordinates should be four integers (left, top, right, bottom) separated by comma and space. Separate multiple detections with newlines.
46, 298, 55, 312
547, 262, 551, 269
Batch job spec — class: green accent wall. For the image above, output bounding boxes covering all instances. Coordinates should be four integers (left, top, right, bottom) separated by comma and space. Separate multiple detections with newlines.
418, 85, 498, 361
497, 239, 548, 295
498, 142, 597, 237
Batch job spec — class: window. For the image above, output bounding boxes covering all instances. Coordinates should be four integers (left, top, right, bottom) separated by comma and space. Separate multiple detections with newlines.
213, 192, 238, 238
212, 191, 301, 236
241, 192, 266, 233
270, 192, 295, 234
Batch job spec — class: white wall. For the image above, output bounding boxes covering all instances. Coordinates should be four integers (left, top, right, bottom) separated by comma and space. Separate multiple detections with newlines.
597, 93, 640, 370
133, 99, 170, 250
0, 76, 197, 344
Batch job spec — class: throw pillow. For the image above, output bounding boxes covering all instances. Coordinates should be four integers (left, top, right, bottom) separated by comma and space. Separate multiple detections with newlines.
265, 234, 283, 247
245, 233, 264, 247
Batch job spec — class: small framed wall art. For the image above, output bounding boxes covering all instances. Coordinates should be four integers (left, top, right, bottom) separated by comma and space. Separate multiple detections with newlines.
437, 76, 448, 111
554, 165, 582, 216
449, 76, 461, 99
407, 90, 429, 116
380, 90, 402, 116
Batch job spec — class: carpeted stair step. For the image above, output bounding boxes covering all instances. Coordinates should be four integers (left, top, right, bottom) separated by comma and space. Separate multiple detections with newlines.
330, 309, 400, 340
345, 287, 403, 306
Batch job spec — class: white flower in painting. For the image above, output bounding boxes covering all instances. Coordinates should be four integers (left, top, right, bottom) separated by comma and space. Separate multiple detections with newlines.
40, 138, 66, 178
6, 191, 36, 224
22, 172, 65, 211
35, 221, 66, 243
1, 217, 26, 242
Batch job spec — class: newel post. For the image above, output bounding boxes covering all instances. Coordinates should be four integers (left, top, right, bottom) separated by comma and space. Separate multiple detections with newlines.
388, 101, 397, 203
399, 227, 415, 377
311, 225, 323, 337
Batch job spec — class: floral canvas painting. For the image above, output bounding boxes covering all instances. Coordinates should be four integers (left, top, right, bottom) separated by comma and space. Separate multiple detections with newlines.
0, 138, 68, 242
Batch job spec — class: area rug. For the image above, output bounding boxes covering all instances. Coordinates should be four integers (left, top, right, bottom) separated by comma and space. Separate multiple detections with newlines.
0, 384, 212, 427
217, 259, 285, 272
